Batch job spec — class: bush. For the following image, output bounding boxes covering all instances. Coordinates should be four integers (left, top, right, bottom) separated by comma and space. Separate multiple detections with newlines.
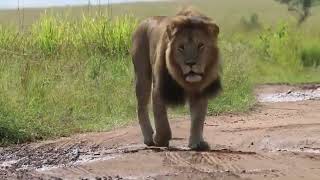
255, 23, 302, 68
239, 13, 261, 31
301, 42, 320, 67
250, 22, 320, 83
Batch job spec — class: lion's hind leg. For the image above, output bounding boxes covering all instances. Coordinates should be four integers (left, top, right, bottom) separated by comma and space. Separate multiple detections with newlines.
135, 75, 154, 146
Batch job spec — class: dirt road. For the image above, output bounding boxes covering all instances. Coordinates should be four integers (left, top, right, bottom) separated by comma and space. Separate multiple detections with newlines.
1, 85, 320, 180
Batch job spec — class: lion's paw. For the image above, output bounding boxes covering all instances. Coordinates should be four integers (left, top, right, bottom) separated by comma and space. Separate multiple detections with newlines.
144, 139, 155, 146
153, 134, 170, 147
189, 141, 210, 151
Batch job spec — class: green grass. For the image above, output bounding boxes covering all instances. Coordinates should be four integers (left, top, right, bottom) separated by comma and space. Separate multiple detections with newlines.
0, 1, 319, 145
301, 41, 320, 67
0, 14, 138, 145
208, 40, 255, 114
250, 22, 320, 83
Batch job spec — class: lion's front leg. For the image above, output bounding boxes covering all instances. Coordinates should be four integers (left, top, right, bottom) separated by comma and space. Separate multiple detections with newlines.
188, 96, 210, 151
152, 88, 172, 147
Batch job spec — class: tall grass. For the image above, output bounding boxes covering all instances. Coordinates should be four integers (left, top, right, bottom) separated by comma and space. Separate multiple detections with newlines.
208, 40, 254, 114
0, 13, 138, 144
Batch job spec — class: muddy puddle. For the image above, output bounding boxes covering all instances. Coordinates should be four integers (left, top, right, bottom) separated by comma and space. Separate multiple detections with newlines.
258, 89, 320, 102
257, 84, 320, 102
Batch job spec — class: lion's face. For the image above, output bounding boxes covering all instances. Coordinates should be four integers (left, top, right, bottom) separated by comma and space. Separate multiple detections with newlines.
171, 29, 216, 83
165, 17, 220, 86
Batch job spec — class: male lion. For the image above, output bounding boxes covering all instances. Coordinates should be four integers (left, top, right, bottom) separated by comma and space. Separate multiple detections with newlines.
131, 8, 221, 151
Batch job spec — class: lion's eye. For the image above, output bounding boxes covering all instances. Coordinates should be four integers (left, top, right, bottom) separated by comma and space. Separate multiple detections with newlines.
178, 45, 184, 52
198, 43, 205, 50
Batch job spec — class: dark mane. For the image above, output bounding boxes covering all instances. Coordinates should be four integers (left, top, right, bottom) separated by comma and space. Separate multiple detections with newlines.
159, 65, 222, 105
159, 65, 186, 106
158, 7, 221, 105
202, 77, 222, 98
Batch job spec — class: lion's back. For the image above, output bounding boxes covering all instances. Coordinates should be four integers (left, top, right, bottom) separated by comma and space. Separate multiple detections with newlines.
131, 16, 168, 66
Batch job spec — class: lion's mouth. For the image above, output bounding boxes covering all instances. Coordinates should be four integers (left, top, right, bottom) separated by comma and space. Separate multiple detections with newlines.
184, 72, 203, 83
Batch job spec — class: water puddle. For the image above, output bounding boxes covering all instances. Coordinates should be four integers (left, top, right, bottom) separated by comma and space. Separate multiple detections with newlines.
35, 145, 149, 172
258, 88, 320, 103
36, 154, 120, 172
275, 147, 320, 154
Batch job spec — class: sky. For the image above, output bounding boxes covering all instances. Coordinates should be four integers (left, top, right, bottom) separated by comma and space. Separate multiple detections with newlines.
0, 0, 158, 9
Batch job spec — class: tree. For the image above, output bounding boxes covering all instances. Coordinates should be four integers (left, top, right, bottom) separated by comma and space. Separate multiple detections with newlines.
275, 0, 320, 25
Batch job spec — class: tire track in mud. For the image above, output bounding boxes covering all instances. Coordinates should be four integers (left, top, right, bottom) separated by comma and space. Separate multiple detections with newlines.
221, 123, 320, 133
34, 146, 261, 180
162, 151, 241, 179
35, 145, 269, 179
162, 150, 277, 176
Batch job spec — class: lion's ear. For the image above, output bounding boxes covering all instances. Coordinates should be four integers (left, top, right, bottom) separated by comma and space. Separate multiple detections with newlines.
208, 23, 220, 37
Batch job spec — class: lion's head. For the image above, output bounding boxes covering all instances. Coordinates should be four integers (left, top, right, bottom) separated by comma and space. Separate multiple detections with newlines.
164, 12, 220, 93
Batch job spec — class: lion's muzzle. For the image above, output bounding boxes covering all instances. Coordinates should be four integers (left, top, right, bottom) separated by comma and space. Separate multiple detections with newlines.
184, 71, 203, 83
182, 64, 204, 83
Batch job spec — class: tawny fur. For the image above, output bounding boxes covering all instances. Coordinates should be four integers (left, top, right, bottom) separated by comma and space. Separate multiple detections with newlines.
131, 8, 221, 150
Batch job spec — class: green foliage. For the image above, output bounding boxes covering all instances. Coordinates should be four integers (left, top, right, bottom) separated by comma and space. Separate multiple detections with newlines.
31, 14, 67, 55
301, 42, 320, 67
0, 12, 137, 57
255, 23, 301, 68
0, 27, 17, 49
78, 15, 137, 55
251, 22, 320, 83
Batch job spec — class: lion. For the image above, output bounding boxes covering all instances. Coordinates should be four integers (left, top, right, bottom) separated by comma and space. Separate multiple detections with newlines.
131, 8, 221, 151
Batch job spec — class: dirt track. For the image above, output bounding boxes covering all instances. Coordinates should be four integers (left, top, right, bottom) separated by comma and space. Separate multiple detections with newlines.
1, 85, 320, 180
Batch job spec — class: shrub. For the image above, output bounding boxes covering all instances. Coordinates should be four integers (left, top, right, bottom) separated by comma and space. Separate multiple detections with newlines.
239, 13, 261, 31
301, 42, 320, 67
255, 22, 301, 69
